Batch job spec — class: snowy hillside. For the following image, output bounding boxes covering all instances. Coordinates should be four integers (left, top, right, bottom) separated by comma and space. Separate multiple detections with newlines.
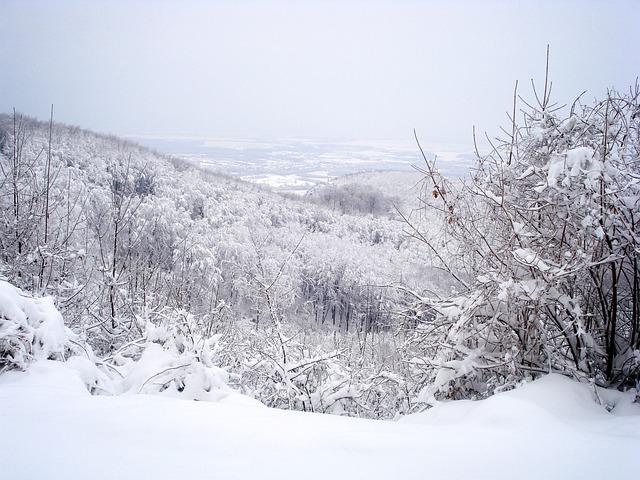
0, 113, 453, 417
1, 81, 639, 474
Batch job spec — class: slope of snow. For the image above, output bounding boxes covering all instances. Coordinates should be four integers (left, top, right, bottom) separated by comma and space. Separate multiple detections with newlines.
1, 361, 638, 480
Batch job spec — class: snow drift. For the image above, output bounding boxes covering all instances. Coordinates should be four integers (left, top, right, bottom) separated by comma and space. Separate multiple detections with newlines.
0, 360, 638, 480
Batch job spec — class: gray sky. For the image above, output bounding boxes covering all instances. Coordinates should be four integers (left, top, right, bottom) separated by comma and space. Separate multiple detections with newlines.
2, 0, 638, 145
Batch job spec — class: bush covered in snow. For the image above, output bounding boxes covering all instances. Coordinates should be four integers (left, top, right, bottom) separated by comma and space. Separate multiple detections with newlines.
0, 276, 239, 400
0, 279, 79, 372
406, 82, 640, 404
99, 310, 237, 401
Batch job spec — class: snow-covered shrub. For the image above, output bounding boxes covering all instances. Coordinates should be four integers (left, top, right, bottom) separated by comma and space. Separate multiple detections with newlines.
225, 319, 410, 418
232, 325, 364, 414
405, 82, 640, 404
0, 279, 79, 372
102, 310, 235, 401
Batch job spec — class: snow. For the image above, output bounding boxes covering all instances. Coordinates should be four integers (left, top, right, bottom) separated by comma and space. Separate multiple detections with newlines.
2, 114, 639, 479
1, 360, 638, 480
0, 280, 76, 368
513, 247, 551, 272
543, 147, 601, 190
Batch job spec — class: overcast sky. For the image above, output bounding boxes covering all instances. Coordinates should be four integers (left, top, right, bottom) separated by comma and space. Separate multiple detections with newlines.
2, 0, 639, 145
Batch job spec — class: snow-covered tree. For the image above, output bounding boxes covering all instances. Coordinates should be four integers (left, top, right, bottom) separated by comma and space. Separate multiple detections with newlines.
406, 81, 640, 404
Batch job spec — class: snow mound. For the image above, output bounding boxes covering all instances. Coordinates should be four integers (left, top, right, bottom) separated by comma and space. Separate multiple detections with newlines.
0, 363, 638, 480
402, 374, 640, 434
0, 280, 78, 371
0, 279, 243, 404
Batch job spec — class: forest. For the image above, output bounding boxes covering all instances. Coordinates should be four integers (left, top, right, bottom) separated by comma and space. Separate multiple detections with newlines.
1, 83, 639, 419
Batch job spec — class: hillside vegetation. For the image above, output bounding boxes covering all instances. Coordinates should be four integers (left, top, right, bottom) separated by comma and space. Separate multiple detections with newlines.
1, 80, 639, 417
0, 113, 446, 416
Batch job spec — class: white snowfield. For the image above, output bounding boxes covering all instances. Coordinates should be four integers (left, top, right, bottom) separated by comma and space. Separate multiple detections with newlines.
1, 361, 638, 480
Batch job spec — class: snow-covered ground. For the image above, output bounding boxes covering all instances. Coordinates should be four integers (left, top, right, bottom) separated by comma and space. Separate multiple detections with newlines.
1, 360, 638, 480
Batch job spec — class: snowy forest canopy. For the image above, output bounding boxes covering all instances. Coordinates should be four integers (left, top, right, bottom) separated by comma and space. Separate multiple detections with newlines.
1, 82, 639, 418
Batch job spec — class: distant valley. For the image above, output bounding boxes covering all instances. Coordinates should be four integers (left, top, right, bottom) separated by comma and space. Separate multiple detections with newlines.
128, 135, 474, 194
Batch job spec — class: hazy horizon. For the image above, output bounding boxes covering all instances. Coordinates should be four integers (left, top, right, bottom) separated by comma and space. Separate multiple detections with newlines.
2, 1, 639, 147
